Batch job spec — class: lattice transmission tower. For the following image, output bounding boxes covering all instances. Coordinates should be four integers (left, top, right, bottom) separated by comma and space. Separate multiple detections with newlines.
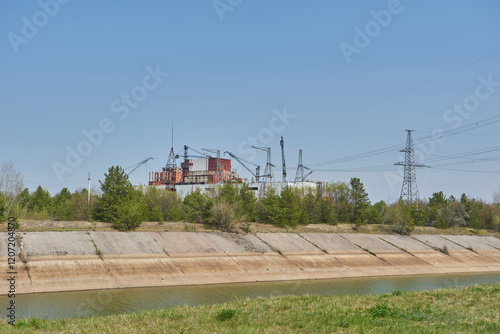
163, 124, 178, 191
394, 130, 427, 205
294, 149, 304, 182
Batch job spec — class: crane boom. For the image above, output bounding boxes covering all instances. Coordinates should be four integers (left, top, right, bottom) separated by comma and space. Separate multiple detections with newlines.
251, 146, 273, 183
224, 151, 263, 182
186, 146, 212, 158
225, 151, 256, 176
302, 170, 313, 181
127, 157, 154, 175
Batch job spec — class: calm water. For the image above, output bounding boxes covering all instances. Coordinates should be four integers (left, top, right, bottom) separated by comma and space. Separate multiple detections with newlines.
2, 273, 500, 320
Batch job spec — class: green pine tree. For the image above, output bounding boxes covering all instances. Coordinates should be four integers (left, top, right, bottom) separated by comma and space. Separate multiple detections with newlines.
95, 166, 135, 225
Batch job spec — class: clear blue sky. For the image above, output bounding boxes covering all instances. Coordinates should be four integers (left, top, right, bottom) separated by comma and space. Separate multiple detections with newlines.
1, 0, 499, 203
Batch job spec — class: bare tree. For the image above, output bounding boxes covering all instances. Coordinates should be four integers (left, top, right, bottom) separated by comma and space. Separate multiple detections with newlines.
0, 161, 24, 214
438, 201, 469, 228
494, 188, 500, 205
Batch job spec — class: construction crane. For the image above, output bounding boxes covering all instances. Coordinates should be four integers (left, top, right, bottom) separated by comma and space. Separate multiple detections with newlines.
126, 157, 154, 175
202, 148, 222, 183
302, 170, 313, 181
185, 145, 212, 159
180, 145, 214, 184
251, 146, 274, 183
280, 136, 287, 183
224, 151, 261, 183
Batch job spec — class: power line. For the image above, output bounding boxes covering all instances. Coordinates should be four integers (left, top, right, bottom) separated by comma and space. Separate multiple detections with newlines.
431, 167, 500, 174
309, 114, 500, 167
291, 51, 500, 142
425, 146, 500, 163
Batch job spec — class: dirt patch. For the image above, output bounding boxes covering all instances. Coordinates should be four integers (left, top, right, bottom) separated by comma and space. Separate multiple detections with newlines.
1, 220, 499, 238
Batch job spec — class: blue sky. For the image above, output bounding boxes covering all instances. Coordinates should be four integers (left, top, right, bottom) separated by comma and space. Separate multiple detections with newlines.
1, 0, 499, 203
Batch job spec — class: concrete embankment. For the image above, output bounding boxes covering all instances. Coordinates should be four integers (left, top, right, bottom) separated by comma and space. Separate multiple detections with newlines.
1, 232, 500, 295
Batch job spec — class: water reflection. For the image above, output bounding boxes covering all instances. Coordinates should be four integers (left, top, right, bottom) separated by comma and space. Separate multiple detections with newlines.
2, 272, 500, 320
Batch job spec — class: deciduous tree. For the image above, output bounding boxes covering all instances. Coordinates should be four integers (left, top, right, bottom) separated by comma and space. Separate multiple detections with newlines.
182, 189, 212, 224
384, 200, 414, 235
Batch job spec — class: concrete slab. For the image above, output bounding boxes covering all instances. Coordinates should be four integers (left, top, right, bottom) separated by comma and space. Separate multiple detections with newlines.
103, 258, 191, 288
339, 234, 402, 253
450, 251, 498, 265
0, 261, 33, 294
90, 232, 166, 256
471, 251, 500, 264
300, 233, 364, 254
413, 235, 497, 265
209, 233, 274, 255
230, 255, 301, 273
20, 232, 97, 257
5, 232, 500, 295
28, 258, 117, 293
152, 232, 226, 256
334, 253, 388, 268
256, 233, 322, 255
0, 232, 21, 259
376, 253, 430, 267
376, 235, 435, 252
287, 254, 347, 270
410, 251, 463, 266
442, 235, 497, 251
483, 236, 500, 249
168, 256, 246, 275
412, 235, 466, 251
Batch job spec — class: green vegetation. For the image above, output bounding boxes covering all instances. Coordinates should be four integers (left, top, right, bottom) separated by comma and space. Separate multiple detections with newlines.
384, 200, 414, 235
94, 165, 136, 226
1, 161, 500, 234
0, 191, 6, 221
1, 283, 499, 333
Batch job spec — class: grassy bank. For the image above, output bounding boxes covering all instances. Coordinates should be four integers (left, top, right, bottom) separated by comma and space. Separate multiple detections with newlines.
2, 283, 500, 333
2, 220, 500, 238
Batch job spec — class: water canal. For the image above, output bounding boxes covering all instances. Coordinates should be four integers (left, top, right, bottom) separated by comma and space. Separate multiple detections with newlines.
2, 272, 500, 320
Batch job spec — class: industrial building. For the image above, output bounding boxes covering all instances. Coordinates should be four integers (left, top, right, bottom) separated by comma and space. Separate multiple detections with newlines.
168, 180, 321, 200
145, 137, 323, 199
149, 157, 238, 186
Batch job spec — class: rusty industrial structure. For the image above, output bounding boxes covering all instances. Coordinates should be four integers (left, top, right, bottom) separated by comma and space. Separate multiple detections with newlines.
146, 135, 319, 199
149, 144, 241, 187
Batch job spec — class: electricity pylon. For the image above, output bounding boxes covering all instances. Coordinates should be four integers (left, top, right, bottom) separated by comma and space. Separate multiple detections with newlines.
394, 130, 427, 205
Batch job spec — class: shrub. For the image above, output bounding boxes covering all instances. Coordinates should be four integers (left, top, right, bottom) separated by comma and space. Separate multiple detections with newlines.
384, 201, 414, 235
182, 189, 212, 224
369, 303, 392, 317
215, 309, 236, 321
112, 200, 147, 231
210, 201, 238, 232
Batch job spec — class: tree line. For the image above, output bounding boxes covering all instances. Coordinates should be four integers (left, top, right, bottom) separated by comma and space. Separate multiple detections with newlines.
1, 164, 500, 234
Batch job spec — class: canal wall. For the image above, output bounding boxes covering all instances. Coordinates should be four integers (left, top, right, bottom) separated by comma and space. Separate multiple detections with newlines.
1, 232, 500, 295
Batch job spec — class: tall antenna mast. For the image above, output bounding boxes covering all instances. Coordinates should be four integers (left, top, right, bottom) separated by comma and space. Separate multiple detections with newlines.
280, 136, 287, 183
394, 130, 427, 205
87, 173, 91, 205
